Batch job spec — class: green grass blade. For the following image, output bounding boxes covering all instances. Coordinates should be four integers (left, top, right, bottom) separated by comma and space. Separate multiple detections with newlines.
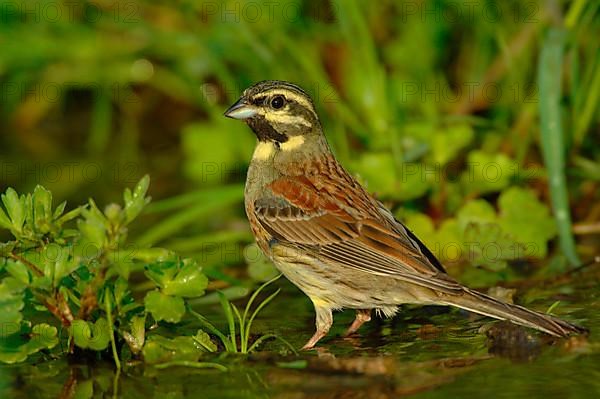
538, 27, 580, 266
231, 304, 245, 353
565, 0, 588, 29
242, 274, 281, 330
244, 289, 280, 348
218, 291, 237, 353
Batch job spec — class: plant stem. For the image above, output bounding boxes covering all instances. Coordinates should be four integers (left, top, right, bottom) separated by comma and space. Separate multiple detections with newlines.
9, 252, 43, 276
105, 292, 121, 371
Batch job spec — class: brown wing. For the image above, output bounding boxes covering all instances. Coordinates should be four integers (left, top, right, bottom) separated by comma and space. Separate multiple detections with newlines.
254, 160, 462, 294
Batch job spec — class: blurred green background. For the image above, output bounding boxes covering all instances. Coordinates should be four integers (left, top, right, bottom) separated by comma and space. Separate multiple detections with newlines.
1, 0, 598, 286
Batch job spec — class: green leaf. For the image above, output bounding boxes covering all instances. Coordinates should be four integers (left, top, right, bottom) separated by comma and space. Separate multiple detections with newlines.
144, 261, 179, 288
1, 188, 25, 235
0, 208, 12, 230
32, 185, 53, 234
52, 201, 67, 220
403, 213, 462, 262
498, 187, 557, 258
429, 124, 474, 165
5, 259, 30, 285
397, 165, 431, 201
72, 380, 94, 399
0, 277, 25, 325
142, 334, 210, 364
56, 205, 83, 227
0, 323, 58, 364
71, 318, 110, 351
122, 315, 146, 355
78, 200, 108, 249
192, 330, 217, 353
144, 290, 185, 323
112, 277, 129, 306
162, 259, 208, 298
403, 213, 435, 245
456, 200, 497, 231
124, 175, 151, 224
144, 258, 207, 298
462, 222, 522, 271
40, 245, 77, 286
461, 150, 515, 194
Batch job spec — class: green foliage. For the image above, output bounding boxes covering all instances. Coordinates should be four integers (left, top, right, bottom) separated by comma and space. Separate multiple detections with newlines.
1, 0, 597, 279
0, 177, 289, 368
0, 177, 260, 367
461, 151, 515, 195
0, 277, 25, 325
0, 1, 598, 394
0, 324, 58, 364
404, 187, 557, 273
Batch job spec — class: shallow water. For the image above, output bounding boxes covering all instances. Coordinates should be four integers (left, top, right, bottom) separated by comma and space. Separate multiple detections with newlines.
2, 268, 599, 399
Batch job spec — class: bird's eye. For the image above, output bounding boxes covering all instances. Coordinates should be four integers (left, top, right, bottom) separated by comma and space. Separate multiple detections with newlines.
270, 95, 285, 109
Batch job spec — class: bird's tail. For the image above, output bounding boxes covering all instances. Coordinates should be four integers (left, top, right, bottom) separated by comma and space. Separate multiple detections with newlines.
442, 289, 586, 337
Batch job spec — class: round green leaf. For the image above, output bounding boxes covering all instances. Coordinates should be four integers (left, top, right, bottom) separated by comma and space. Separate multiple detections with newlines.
144, 291, 185, 323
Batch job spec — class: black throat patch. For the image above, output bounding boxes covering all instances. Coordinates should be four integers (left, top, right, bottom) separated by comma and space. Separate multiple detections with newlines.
247, 117, 289, 143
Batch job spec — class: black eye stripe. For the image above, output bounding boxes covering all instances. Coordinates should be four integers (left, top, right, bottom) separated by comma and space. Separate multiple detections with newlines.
247, 118, 289, 143
251, 96, 267, 105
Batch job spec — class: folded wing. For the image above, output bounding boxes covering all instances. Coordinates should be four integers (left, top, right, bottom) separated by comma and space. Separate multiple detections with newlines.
254, 163, 462, 294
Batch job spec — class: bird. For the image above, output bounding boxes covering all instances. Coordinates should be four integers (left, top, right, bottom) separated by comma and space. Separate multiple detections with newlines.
224, 80, 586, 350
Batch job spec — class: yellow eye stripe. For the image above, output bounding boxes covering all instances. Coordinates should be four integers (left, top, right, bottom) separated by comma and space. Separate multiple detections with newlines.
249, 89, 317, 118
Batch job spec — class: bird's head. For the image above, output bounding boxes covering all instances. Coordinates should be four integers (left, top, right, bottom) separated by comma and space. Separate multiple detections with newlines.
224, 81, 326, 158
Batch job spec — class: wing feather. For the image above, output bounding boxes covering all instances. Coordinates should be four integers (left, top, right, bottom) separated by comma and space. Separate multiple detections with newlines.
253, 161, 462, 294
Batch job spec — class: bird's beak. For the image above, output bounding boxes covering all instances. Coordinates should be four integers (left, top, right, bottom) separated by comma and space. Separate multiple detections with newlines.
224, 98, 258, 120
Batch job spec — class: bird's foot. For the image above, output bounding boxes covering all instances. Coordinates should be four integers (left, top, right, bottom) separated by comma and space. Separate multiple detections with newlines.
343, 309, 372, 337
301, 329, 328, 350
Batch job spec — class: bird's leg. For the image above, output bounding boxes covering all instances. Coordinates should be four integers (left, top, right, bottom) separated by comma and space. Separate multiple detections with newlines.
344, 309, 372, 337
301, 306, 332, 350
